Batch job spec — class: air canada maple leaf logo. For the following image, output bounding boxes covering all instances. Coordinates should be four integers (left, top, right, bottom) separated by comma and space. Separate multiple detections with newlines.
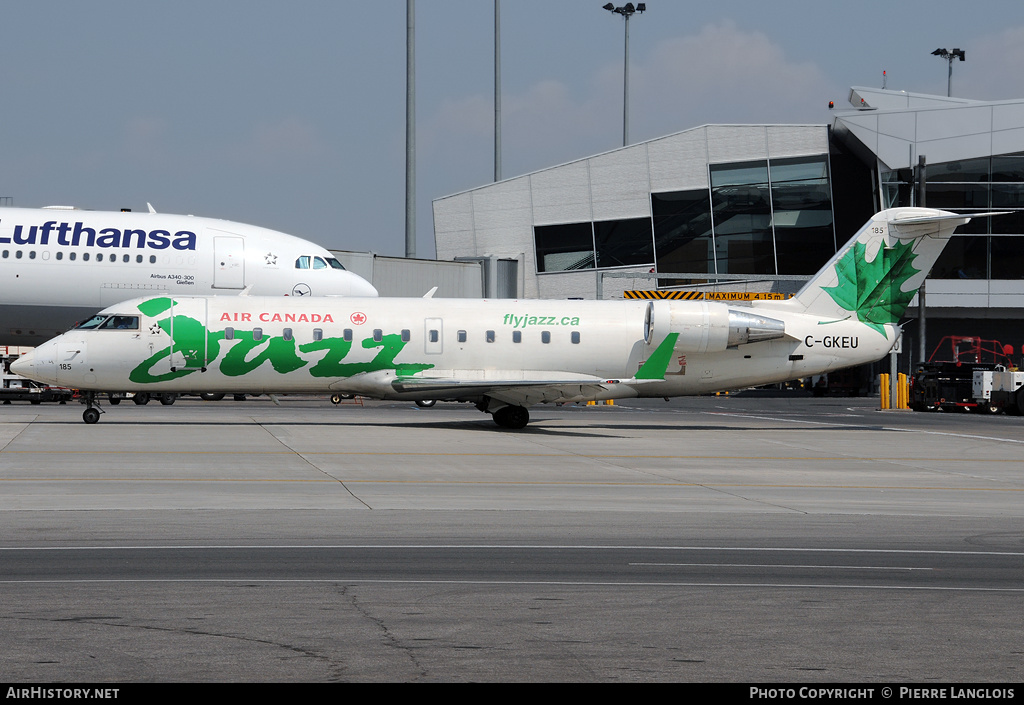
822, 239, 920, 339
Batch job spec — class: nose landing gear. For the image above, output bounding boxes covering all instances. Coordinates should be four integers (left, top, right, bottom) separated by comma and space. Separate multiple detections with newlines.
82, 392, 103, 424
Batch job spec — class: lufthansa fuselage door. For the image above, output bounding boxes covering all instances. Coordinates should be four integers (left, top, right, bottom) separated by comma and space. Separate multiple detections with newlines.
213, 233, 245, 289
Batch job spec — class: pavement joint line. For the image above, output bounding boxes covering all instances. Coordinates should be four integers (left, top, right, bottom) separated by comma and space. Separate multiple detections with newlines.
0, 577, 1021, 592
0, 450, 1020, 462
0, 478, 1021, 491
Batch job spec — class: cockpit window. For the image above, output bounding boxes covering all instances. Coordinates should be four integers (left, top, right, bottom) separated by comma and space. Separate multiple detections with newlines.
326, 257, 346, 271
312, 256, 327, 269
295, 256, 310, 269
98, 315, 140, 330
76, 315, 109, 330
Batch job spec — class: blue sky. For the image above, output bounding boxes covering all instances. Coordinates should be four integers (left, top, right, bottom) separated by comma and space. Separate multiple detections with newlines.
2, 1, 1023, 257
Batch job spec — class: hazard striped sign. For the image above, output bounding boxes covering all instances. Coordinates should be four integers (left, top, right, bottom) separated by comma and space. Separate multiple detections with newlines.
623, 291, 792, 301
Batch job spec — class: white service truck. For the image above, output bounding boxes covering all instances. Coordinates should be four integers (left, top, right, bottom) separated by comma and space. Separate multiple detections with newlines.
972, 367, 1024, 415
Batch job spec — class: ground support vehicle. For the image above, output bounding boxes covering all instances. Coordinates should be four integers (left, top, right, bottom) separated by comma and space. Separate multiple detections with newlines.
973, 368, 1024, 415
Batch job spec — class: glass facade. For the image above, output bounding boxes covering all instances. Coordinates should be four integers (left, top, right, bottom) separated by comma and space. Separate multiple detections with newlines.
885, 152, 1024, 280
532, 154, 837, 284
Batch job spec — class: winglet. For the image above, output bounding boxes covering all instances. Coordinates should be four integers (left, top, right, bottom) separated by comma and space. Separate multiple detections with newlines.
636, 333, 679, 380
423, 286, 438, 299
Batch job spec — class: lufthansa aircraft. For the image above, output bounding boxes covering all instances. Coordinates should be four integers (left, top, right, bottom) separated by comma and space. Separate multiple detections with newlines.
13, 208, 978, 427
0, 205, 378, 345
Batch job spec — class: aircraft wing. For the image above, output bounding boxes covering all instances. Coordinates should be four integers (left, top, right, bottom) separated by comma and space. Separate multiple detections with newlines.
390, 374, 656, 405
388, 333, 679, 405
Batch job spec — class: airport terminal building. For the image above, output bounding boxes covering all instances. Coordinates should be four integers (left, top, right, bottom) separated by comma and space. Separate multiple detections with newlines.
432, 87, 1024, 362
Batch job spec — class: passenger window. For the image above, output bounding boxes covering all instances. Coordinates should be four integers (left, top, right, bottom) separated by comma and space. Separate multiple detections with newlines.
29, 251, 36, 259
283, 328, 293, 341
313, 328, 323, 341
83, 253, 90, 261
70, 252, 76, 261
343, 329, 353, 342
225, 327, 234, 341
123, 254, 130, 263
541, 331, 551, 344
429, 329, 439, 343
97, 253, 104, 262
486, 330, 495, 343
373, 329, 383, 342
149, 255, 156, 264
15, 250, 22, 259
56, 251, 63, 260
512, 331, 521, 343
136, 255, 143, 263
1, 250, 7, 258
253, 327, 263, 342
401, 329, 411, 342
457, 330, 467, 343
571, 331, 581, 344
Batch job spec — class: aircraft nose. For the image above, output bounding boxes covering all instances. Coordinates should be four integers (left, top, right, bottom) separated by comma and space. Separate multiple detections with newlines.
350, 275, 378, 297
10, 339, 60, 385
9, 351, 34, 377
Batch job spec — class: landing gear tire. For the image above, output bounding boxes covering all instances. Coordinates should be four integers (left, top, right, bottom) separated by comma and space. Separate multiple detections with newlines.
83, 408, 100, 425
415, 399, 436, 408
493, 405, 530, 429
233, 394, 247, 401
109, 396, 121, 406
200, 393, 225, 402
133, 393, 150, 406
159, 393, 176, 406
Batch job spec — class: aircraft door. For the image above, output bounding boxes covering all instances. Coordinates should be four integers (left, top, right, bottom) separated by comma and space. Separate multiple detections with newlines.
150, 298, 209, 374
213, 234, 245, 289
424, 318, 443, 354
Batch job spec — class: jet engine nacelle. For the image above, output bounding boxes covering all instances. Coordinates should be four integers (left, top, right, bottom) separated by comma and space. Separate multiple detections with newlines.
659, 301, 786, 354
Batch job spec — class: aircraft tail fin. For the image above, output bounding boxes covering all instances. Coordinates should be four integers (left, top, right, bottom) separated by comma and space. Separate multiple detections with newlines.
775, 208, 991, 337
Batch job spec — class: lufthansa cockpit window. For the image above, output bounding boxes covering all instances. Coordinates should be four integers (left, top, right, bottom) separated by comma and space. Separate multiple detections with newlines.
295, 256, 310, 269
326, 257, 346, 270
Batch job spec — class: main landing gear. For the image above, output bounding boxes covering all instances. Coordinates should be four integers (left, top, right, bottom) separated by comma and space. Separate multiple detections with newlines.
492, 405, 530, 429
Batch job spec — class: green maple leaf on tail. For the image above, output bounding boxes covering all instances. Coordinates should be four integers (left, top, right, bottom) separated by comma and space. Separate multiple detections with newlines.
822, 239, 919, 338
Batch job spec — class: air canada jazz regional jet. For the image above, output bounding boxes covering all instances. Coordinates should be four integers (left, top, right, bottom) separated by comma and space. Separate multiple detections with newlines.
13, 208, 978, 428
0, 206, 377, 345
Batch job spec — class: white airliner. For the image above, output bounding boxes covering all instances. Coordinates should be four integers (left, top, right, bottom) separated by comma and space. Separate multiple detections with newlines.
0, 205, 377, 345
13, 208, 979, 428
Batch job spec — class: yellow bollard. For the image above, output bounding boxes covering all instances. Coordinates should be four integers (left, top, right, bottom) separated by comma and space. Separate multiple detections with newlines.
898, 373, 909, 410
879, 374, 890, 410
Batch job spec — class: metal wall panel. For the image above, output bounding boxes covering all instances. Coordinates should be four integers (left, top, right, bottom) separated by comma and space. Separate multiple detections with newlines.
589, 146, 652, 221
432, 193, 476, 260
648, 128, 711, 192
917, 106, 993, 143
767, 125, 829, 158
706, 125, 768, 163
530, 161, 592, 224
